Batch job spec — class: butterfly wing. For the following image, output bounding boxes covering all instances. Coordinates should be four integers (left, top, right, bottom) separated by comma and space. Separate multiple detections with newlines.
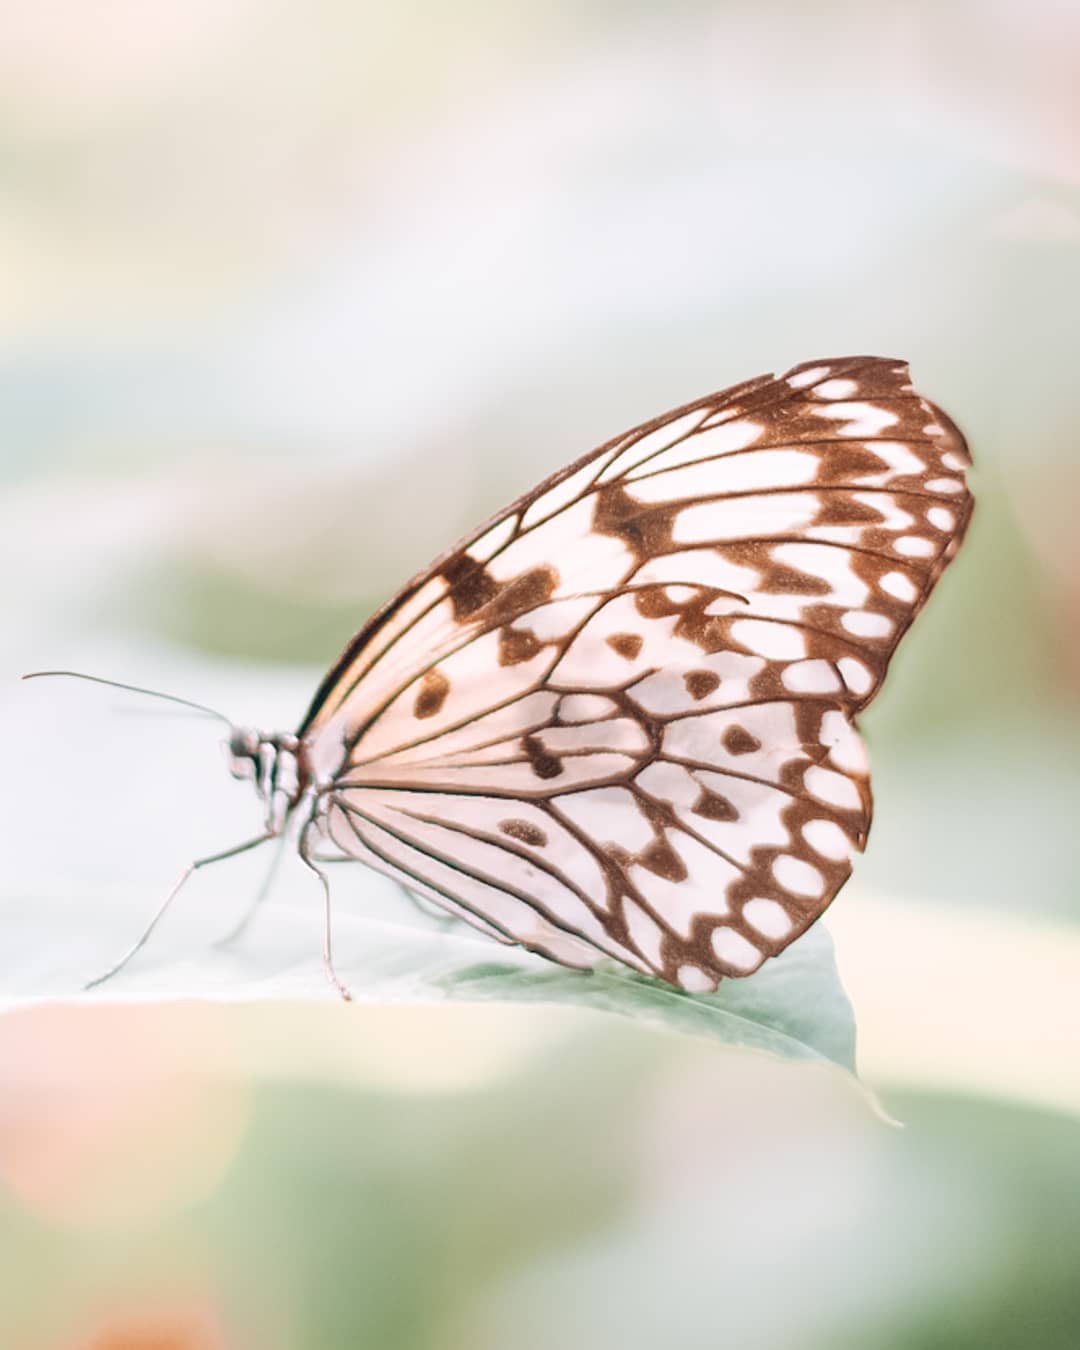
299, 357, 973, 990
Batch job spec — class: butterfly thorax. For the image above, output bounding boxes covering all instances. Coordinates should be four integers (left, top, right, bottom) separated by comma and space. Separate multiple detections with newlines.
225, 727, 313, 834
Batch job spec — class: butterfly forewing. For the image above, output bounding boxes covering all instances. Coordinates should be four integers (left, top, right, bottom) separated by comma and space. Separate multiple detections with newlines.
301, 357, 972, 990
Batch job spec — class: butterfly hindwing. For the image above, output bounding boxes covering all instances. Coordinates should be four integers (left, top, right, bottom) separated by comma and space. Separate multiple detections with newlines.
302, 357, 972, 989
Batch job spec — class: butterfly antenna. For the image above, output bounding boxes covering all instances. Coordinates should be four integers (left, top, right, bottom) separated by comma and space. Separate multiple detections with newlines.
22, 670, 234, 726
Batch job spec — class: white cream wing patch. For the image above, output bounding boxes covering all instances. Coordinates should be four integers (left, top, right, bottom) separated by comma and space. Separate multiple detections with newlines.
299, 356, 972, 988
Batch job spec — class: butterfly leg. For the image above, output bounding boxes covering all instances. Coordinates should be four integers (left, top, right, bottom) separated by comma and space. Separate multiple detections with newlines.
298, 835, 353, 1002
84, 831, 276, 991
214, 831, 290, 948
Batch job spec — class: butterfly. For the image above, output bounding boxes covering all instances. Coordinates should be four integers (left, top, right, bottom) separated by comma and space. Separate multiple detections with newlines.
31, 356, 972, 999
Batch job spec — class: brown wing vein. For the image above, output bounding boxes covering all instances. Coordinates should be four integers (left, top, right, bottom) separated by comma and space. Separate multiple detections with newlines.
337, 798, 626, 963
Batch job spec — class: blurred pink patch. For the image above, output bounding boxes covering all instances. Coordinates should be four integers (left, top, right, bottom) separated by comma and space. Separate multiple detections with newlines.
63, 1299, 229, 1350
0, 1007, 250, 1227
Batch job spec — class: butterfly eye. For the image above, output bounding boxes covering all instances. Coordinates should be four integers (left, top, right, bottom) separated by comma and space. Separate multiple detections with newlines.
225, 727, 261, 780
229, 727, 260, 758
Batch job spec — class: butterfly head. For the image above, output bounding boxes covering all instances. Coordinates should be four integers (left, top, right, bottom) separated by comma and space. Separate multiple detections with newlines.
225, 725, 261, 778
225, 727, 305, 832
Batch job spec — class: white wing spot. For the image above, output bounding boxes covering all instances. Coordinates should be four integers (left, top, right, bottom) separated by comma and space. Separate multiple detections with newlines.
630, 833, 738, 940
787, 365, 830, 388
596, 410, 707, 482
941, 451, 966, 471
558, 693, 618, 723
742, 898, 793, 939
704, 595, 748, 617
812, 402, 900, 437
805, 524, 864, 545
635, 419, 765, 474
927, 506, 956, 532
664, 585, 699, 604
895, 535, 936, 557
819, 709, 869, 775
853, 492, 915, 533
637, 548, 760, 598
466, 515, 517, 564
625, 448, 818, 501
781, 659, 841, 694
664, 703, 801, 785
677, 964, 717, 993
526, 596, 599, 642
866, 441, 925, 477
550, 592, 696, 687
803, 818, 851, 861
632, 651, 765, 716
838, 656, 874, 695
540, 720, 649, 756
710, 927, 762, 971
841, 610, 894, 639
880, 570, 918, 602
805, 765, 862, 810
816, 378, 859, 399
926, 477, 964, 495
520, 461, 598, 530
559, 786, 655, 853
706, 418, 765, 451
487, 495, 631, 591
772, 542, 868, 606
773, 854, 826, 898
674, 492, 820, 543
730, 618, 807, 659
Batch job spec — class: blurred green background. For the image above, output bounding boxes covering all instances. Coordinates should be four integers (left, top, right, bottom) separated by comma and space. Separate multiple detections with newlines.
2, 0, 1079, 1346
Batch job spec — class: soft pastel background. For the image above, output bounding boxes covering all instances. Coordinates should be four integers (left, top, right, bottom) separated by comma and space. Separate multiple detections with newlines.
3, 0, 1079, 1346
